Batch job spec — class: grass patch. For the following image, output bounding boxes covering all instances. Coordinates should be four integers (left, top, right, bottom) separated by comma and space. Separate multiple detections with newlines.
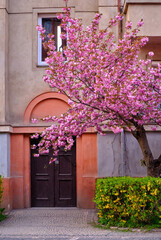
91, 221, 161, 232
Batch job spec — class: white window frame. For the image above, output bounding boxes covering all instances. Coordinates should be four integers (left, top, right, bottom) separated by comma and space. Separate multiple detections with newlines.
37, 14, 62, 66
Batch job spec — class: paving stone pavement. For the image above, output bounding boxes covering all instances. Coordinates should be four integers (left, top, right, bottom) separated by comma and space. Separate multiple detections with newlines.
0, 208, 161, 240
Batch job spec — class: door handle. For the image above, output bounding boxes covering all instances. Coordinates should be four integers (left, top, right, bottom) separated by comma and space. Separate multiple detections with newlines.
55, 160, 59, 165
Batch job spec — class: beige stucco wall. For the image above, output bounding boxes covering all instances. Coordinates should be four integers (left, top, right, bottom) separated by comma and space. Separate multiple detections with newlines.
5, 0, 120, 125
0, 5, 8, 124
1, 0, 161, 125
8, 0, 71, 124
0, 0, 8, 10
9, 12, 50, 124
123, 1, 161, 64
8, 0, 73, 13
124, 3, 161, 36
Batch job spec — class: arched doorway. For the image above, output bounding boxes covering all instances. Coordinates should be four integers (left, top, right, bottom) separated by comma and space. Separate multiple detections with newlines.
24, 92, 76, 207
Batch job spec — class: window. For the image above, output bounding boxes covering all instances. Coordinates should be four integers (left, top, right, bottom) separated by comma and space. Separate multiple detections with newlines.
38, 14, 66, 66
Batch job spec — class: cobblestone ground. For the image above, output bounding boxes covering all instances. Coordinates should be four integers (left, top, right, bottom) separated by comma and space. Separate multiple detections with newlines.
0, 208, 161, 240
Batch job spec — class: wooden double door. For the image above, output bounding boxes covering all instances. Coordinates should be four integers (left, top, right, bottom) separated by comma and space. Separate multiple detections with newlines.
31, 139, 76, 207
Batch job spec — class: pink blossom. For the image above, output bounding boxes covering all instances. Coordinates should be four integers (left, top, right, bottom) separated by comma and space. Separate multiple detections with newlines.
137, 19, 144, 27
57, 13, 63, 20
31, 118, 38, 123
31, 144, 36, 149
42, 149, 49, 154
141, 37, 149, 44
151, 126, 157, 131
115, 15, 124, 21
49, 158, 57, 164
126, 21, 132, 29
34, 154, 39, 158
148, 51, 154, 57
95, 13, 100, 18
34, 7, 161, 172
110, 127, 123, 134
36, 25, 43, 31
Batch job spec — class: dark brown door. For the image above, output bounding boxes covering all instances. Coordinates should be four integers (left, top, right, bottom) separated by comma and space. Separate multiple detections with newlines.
31, 139, 76, 207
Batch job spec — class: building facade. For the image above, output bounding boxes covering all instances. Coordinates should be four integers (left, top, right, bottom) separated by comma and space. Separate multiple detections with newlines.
0, 0, 161, 211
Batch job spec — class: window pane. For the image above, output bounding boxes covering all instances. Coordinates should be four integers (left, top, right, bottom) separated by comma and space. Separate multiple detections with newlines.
41, 18, 61, 61
57, 26, 62, 51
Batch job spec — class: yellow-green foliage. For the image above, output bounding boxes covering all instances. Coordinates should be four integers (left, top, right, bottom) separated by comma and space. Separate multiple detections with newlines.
95, 177, 161, 227
0, 176, 6, 222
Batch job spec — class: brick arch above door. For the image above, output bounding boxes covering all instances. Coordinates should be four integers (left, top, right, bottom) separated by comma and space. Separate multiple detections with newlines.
24, 92, 70, 123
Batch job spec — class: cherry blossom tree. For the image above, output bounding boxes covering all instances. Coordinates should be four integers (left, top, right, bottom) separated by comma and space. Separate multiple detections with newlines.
34, 3, 161, 177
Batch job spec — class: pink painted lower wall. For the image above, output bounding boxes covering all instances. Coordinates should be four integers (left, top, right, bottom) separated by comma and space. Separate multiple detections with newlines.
10, 134, 25, 209
1, 130, 98, 210
77, 133, 97, 208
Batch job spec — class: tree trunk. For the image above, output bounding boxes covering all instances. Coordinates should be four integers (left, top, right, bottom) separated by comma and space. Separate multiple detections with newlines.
132, 126, 161, 177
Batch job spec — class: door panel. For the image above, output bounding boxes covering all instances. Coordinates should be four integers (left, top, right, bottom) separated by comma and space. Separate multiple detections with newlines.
31, 151, 54, 207
31, 139, 76, 207
55, 144, 76, 207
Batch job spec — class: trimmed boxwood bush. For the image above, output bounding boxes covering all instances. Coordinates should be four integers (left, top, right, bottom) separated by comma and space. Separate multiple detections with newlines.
0, 175, 6, 221
95, 177, 161, 228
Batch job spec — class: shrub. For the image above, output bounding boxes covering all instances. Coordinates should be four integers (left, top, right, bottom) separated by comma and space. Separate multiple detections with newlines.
95, 177, 161, 228
0, 175, 6, 221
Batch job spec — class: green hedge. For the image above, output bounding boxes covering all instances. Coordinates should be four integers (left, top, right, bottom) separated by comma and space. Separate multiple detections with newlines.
95, 177, 161, 228
0, 175, 5, 221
